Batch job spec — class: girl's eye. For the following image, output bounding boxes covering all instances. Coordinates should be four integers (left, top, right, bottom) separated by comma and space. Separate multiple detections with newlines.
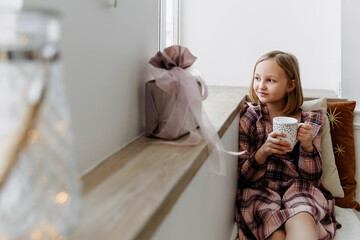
268, 79, 275, 83
255, 77, 260, 81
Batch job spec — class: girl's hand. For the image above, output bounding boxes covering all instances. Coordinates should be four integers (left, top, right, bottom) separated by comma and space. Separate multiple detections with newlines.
255, 131, 292, 165
262, 131, 292, 156
297, 124, 314, 152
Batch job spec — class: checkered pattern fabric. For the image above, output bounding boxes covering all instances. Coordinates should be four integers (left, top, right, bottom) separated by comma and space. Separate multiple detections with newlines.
236, 102, 341, 240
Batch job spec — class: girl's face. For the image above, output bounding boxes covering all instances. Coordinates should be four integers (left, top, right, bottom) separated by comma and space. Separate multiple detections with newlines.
253, 59, 295, 107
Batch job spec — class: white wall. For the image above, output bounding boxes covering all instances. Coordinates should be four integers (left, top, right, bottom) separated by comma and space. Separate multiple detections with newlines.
23, 0, 159, 174
180, 0, 341, 92
341, 0, 360, 110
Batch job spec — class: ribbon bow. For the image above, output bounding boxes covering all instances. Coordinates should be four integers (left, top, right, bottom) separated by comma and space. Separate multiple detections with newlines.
148, 45, 243, 175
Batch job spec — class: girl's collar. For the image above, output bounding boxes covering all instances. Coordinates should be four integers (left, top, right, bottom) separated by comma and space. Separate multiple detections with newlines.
261, 104, 304, 125
251, 102, 304, 125
258, 103, 269, 120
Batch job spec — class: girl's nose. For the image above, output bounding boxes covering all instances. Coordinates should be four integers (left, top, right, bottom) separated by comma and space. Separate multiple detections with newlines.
259, 80, 266, 89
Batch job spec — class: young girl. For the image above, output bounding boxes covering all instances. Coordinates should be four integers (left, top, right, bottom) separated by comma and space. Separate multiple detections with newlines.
236, 51, 341, 240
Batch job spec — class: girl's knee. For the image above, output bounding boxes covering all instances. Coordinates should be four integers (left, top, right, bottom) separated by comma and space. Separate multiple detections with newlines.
292, 212, 316, 226
285, 212, 317, 239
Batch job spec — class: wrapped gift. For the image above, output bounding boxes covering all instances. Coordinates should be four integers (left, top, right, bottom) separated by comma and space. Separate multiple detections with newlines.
145, 45, 244, 175
145, 45, 207, 142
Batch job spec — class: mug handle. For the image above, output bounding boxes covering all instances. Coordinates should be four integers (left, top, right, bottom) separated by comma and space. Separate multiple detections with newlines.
294, 123, 304, 145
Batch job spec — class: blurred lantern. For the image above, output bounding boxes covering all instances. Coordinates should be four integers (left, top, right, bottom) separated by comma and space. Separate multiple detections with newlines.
0, 1, 82, 239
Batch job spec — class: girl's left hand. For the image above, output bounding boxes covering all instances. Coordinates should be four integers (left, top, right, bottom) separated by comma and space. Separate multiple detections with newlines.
297, 124, 314, 152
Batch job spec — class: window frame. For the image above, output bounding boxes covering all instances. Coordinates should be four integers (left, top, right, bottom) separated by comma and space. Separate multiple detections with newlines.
159, 0, 179, 50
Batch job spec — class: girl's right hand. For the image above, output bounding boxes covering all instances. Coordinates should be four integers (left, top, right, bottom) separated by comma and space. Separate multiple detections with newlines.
262, 131, 292, 156
255, 131, 292, 165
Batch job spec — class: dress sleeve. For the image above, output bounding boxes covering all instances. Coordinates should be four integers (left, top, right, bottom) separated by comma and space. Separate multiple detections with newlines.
297, 109, 324, 187
238, 102, 266, 183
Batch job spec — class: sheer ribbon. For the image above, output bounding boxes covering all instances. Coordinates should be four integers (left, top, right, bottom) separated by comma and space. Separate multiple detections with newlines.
148, 46, 244, 175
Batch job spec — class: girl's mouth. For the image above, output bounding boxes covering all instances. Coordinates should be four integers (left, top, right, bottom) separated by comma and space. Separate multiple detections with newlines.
258, 92, 268, 97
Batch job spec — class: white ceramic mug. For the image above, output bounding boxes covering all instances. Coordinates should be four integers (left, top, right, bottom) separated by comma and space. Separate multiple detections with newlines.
272, 116, 304, 152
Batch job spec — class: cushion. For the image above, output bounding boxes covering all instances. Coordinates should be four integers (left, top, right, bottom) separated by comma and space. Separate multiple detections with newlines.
327, 101, 360, 211
334, 206, 360, 239
302, 97, 344, 197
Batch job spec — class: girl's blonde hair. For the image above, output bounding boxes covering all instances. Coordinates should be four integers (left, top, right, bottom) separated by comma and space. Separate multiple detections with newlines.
249, 50, 304, 116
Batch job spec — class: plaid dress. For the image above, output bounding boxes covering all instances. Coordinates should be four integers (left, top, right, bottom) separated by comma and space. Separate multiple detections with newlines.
236, 102, 341, 240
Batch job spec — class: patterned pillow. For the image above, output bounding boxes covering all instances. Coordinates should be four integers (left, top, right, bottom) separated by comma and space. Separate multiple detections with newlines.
302, 97, 344, 197
327, 101, 360, 211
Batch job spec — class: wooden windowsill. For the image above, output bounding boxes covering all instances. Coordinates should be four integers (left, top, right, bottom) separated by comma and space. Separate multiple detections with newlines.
70, 86, 337, 240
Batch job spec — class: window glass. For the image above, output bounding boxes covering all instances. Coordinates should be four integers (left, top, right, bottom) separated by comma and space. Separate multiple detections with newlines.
160, 0, 179, 49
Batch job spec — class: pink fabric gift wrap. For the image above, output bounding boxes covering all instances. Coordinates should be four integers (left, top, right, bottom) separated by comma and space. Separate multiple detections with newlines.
145, 46, 206, 142
145, 45, 244, 175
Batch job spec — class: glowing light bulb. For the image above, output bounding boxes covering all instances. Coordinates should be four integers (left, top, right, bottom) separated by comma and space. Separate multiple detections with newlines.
55, 191, 70, 205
